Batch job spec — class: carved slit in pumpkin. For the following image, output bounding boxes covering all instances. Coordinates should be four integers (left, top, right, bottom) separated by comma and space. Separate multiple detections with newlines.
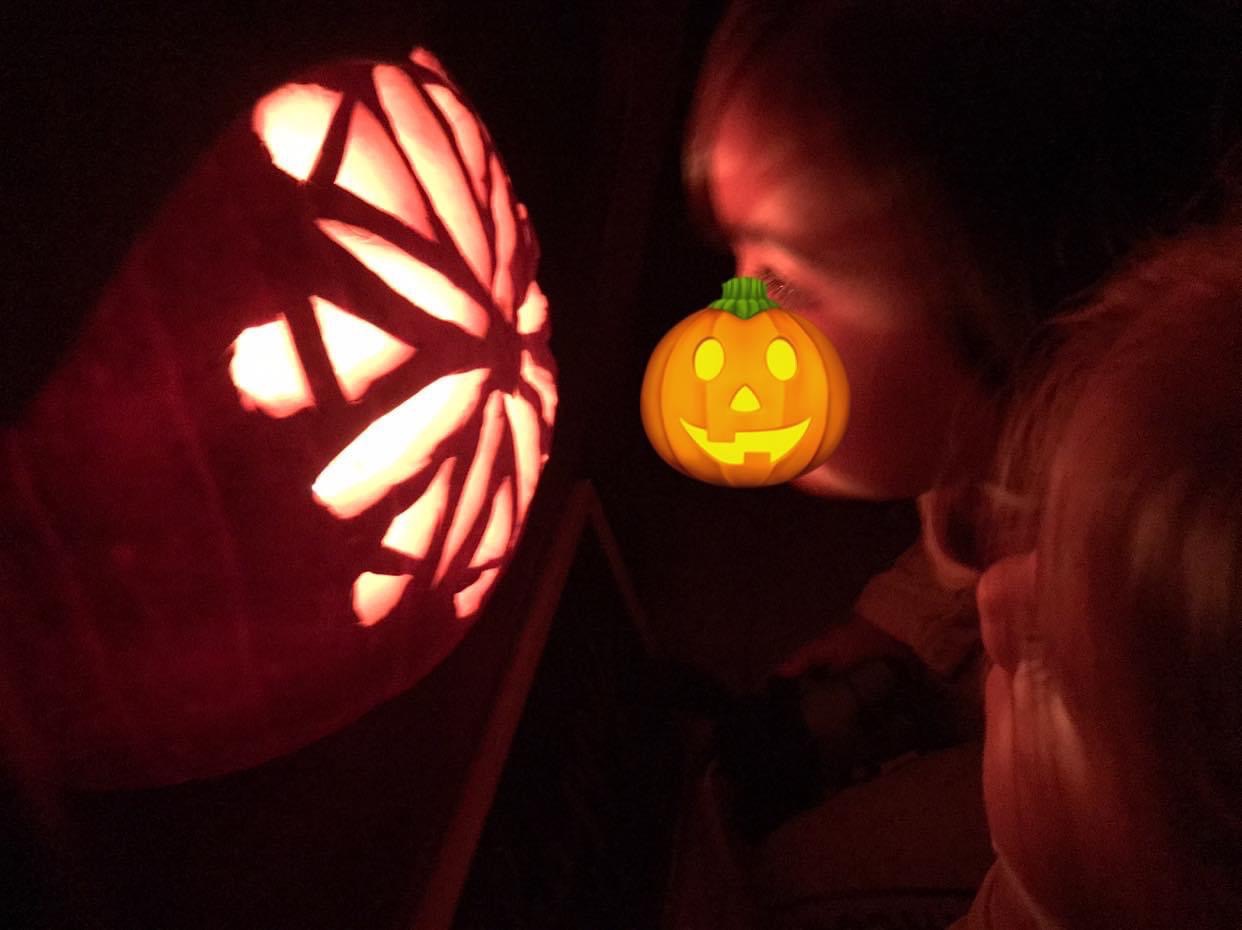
311, 297, 415, 402
520, 349, 557, 424
502, 391, 542, 528
311, 367, 488, 520
453, 567, 500, 620
416, 76, 497, 283
471, 476, 514, 570
236, 52, 554, 630
426, 82, 490, 218
251, 83, 342, 182
381, 456, 455, 561
337, 102, 436, 240
351, 572, 413, 628
489, 154, 517, 321
433, 391, 506, 586
316, 218, 490, 340
373, 65, 492, 293
515, 281, 549, 336
229, 315, 315, 418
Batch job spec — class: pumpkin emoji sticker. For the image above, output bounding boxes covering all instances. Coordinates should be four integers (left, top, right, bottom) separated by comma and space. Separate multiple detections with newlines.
641, 277, 848, 487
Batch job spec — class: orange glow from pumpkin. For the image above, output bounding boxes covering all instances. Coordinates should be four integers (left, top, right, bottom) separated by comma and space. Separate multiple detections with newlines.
338, 103, 435, 239
520, 350, 557, 424
516, 281, 549, 336
311, 368, 488, 519
316, 218, 490, 339
426, 84, 489, 211
409, 47, 449, 79
229, 315, 315, 417
381, 457, 454, 560
251, 83, 341, 182
502, 392, 542, 526
489, 156, 516, 319
434, 392, 505, 584
373, 64, 492, 288
0, 47, 565, 795
453, 567, 500, 620
236, 51, 558, 631
311, 296, 415, 402
352, 571, 413, 627
470, 477, 513, 569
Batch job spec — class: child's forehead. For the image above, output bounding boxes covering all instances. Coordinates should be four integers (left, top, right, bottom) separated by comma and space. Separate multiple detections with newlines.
705, 96, 925, 260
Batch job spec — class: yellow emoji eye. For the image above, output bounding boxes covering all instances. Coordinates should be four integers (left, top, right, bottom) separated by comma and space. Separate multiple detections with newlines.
694, 337, 725, 380
766, 337, 797, 381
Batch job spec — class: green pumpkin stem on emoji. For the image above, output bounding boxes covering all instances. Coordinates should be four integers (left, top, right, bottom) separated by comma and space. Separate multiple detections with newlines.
640, 275, 849, 487
708, 276, 780, 320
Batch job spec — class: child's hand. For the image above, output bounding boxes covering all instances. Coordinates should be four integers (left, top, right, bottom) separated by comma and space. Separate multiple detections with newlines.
775, 613, 911, 678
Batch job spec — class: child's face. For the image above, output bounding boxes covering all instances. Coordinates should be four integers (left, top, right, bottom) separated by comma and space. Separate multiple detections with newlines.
978, 552, 1075, 915
977, 551, 1133, 925
704, 95, 993, 498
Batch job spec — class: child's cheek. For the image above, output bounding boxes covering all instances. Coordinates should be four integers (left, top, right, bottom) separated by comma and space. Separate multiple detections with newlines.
982, 663, 1017, 840
979, 604, 1013, 672
984, 663, 1063, 915
977, 552, 1037, 671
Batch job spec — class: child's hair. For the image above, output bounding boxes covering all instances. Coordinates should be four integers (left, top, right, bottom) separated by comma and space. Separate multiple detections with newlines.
685, 0, 1241, 390
985, 220, 1242, 928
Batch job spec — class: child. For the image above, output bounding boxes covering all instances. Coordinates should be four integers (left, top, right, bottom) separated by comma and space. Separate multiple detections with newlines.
686, 0, 1242, 684
682, 5, 1242, 921
960, 221, 1242, 928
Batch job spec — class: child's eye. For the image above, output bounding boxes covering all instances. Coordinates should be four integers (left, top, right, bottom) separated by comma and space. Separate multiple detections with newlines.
756, 267, 812, 310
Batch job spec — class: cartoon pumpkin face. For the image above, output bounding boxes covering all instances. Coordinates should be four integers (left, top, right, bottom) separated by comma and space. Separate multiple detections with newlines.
641, 277, 847, 486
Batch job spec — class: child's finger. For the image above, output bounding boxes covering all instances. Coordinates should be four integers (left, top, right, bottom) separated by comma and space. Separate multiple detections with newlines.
774, 618, 902, 677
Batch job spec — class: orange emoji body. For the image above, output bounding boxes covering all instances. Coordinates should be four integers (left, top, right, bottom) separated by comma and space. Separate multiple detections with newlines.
641, 278, 848, 487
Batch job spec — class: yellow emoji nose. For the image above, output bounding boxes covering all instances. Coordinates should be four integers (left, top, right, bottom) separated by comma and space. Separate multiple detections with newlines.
730, 385, 761, 413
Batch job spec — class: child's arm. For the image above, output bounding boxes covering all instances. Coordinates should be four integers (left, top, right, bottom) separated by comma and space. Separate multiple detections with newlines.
775, 610, 910, 677
778, 537, 981, 679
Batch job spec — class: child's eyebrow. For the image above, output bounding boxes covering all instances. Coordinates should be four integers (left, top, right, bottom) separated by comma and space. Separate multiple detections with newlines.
723, 222, 875, 273
727, 224, 809, 252
726, 223, 825, 261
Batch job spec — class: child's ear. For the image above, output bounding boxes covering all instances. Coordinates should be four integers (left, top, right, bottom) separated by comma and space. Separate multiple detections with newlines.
978, 551, 1038, 674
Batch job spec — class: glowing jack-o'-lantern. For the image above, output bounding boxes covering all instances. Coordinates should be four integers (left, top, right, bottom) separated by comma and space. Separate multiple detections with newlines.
0, 49, 556, 788
641, 277, 847, 487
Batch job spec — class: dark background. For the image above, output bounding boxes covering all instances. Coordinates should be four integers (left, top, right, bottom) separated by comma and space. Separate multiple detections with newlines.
2, 2, 916, 927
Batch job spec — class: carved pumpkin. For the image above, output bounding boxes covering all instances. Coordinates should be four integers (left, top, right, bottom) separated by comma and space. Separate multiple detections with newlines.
641, 277, 846, 487
0, 49, 556, 788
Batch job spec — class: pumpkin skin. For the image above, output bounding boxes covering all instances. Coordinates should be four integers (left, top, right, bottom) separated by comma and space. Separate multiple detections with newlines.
0, 49, 556, 788
641, 281, 847, 487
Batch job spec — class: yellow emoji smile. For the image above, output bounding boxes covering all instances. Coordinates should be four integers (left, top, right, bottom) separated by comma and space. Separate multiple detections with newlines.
680, 418, 811, 466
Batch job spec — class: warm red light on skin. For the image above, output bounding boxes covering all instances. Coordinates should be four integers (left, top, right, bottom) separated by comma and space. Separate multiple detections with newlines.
706, 92, 994, 499
978, 551, 1128, 927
